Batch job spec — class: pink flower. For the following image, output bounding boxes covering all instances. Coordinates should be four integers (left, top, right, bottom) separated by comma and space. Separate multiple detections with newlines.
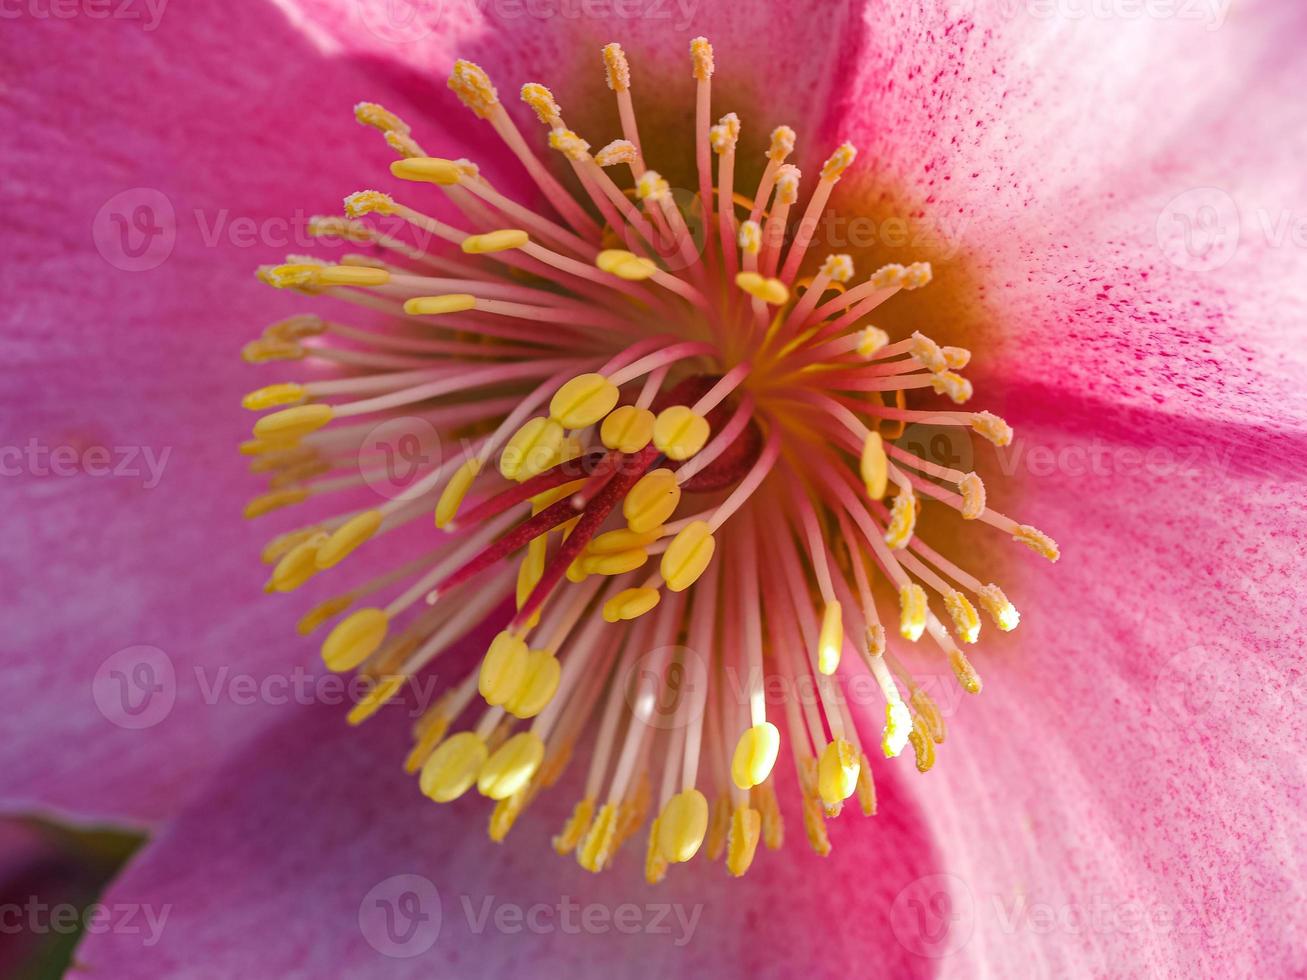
5, 0, 1305, 976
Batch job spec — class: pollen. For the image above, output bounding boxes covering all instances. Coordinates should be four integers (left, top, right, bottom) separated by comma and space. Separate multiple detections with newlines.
240, 36, 1060, 882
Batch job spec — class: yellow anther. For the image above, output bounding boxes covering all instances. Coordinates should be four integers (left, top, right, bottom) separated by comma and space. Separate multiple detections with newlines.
625, 468, 681, 533
731, 722, 780, 789
870, 263, 906, 289
504, 649, 561, 719
645, 818, 669, 884
657, 789, 708, 863
479, 631, 530, 706
354, 101, 410, 135
855, 752, 877, 816
866, 622, 886, 658
817, 738, 860, 806
600, 405, 655, 454
297, 594, 354, 636
516, 538, 546, 621
909, 727, 936, 773
321, 608, 389, 672
565, 556, 589, 584
635, 170, 670, 203
384, 131, 425, 158
343, 189, 397, 218
910, 331, 948, 373
404, 294, 477, 316
860, 431, 889, 499
931, 371, 973, 404
602, 586, 661, 623
241, 383, 305, 411
884, 489, 917, 549
902, 261, 933, 289
857, 326, 890, 357
553, 797, 595, 855
477, 731, 545, 800
951, 473, 985, 522
595, 249, 657, 280
1014, 524, 1060, 562
595, 140, 636, 167
738, 220, 761, 255
735, 271, 789, 305
774, 165, 801, 206
706, 792, 730, 861
577, 802, 619, 872
269, 533, 326, 593
345, 674, 405, 726
581, 548, 648, 576
818, 600, 844, 674
241, 339, 303, 363
420, 731, 488, 803
979, 583, 1020, 631
753, 782, 783, 849
883, 700, 913, 758
768, 124, 796, 162
448, 59, 499, 118
308, 215, 373, 242
690, 36, 714, 79
519, 82, 560, 123
252, 403, 333, 441
489, 786, 531, 842
320, 264, 389, 286
944, 589, 981, 644
264, 314, 325, 341
949, 646, 983, 695
820, 142, 857, 181
601, 42, 630, 91
499, 417, 565, 482
660, 520, 715, 592
405, 709, 452, 774
726, 806, 762, 877
819, 254, 854, 283
316, 509, 383, 569
461, 229, 529, 254
340, 253, 388, 271
550, 373, 620, 429
588, 527, 661, 556
970, 410, 1013, 447
899, 583, 927, 642
390, 156, 464, 185
802, 793, 832, 857
243, 487, 309, 519
653, 406, 710, 461
435, 458, 481, 529
547, 128, 591, 161
709, 112, 740, 154
943, 345, 971, 369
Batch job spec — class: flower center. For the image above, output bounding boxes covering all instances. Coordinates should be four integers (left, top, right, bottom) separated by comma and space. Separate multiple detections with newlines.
240, 36, 1058, 881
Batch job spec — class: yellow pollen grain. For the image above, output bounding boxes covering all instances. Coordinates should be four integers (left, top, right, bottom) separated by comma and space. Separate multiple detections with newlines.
241, 339, 303, 363
817, 738, 860, 806
316, 509, 383, 569
943, 345, 971, 369
818, 600, 844, 675
660, 521, 715, 593
735, 271, 789, 306
657, 789, 709, 863
269, 533, 326, 593
354, 102, 410, 135
944, 589, 981, 644
690, 36, 714, 79
857, 326, 890, 357
774, 165, 801, 205
653, 406, 710, 461
588, 526, 661, 556
297, 594, 354, 636
479, 630, 530, 707
731, 722, 780, 789
726, 806, 762, 877
601, 42, 630, 91
600, 405, 655, 454
971, 411, 1013, 447
753, 782, 783, 849
504, 649, 561, 719
321, 608, 389, 673
820, 142, 857, 181
883, 701, 913, 758
477, 731, 545, 800
979, 583, 1020, 631
909, 727, 936, 773
898, 584, 927, 642
488, 786, 531, 842
856, 752, 877, 816
577, 802, 619, 872
390, 156, 464, 185
243, 487, 309, 519
253, 404, 333, 442
242, 383, 306, 411
499, 416, 565, 482
820, 254, 854, 283
1014, 524, 1060, 562
548, 128, 591, 162
553, 797, 595, 856
343, 190, 397, 218
884, 490, 917, 549
624, 468, 680, 533
635, 170, 670, 203
931, 370, 973, 404
448, 59, 499, 118
520, 82, 560, 123
581, 548, 648, 577
709, 112, 740, 154
595, 249, 657, 280
949, 646, 983, 695
404, 294, 477, 316
602, 586, 661, 623
870, 263, 906, 289
860, 431, 889, 499
959, 472, 986, 520
645, 818, 669, 884
802, 794, 831, 857
384, 131, 425, 159
902, 261, 933, 289
318, 264, 390, 287
595, 140, 636, 167
550, 373, 620, 429
346, 674, 405, 726
768, 124, 796, 162
910, 331, 948, 373
738, 220, 761, 255
308, 215, 373, 242
421, 731, 488, 802
435, 458, 482, 529
462, 229, 529, 254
